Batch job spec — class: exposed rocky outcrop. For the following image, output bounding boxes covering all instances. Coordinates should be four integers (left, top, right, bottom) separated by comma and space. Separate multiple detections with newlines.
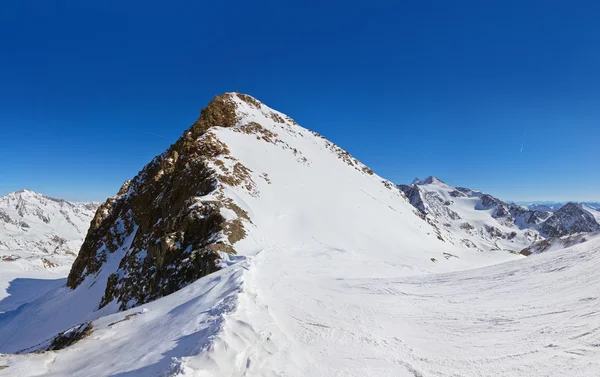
397, 184, 426, 214
476, 194, 511, 219
520, 232, 595, 256
67, 93, 253, 310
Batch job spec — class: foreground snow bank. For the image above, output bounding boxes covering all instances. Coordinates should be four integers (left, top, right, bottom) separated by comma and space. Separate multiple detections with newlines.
1, 259, 247, 376
0, 253, 307, 377
3, 235, 600, 376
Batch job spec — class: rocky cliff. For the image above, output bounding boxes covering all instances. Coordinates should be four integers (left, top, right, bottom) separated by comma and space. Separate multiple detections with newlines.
67, 93, 258, 310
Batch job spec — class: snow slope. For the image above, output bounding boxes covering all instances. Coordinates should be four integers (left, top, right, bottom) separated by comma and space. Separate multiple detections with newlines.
0, 250, 70, 315
583, 205, 600, 225
2, 227, 599, 376
1, 93, 597, 376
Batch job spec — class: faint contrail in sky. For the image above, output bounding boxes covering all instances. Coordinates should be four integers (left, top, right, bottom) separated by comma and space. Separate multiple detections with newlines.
520, 127, 527, 152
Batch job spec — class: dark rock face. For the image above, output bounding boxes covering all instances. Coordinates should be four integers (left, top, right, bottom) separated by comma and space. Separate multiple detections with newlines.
539, 202, 600, 237
398, 184, 426, 214
455, 187, 482, 198
476, 194, 511, 219
508, 204, 551, 227
67, 93, 246, 311
16, 322, 93, 354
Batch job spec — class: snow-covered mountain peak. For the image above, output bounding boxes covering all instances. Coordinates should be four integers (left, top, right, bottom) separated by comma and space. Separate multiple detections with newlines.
413, 175, 447, 186
3, 92, 520, 358
539, 201, 600, 237
64, 92, 457, 311
399, 176, 600, 253
0, 189, 98, 256
399, 177, 543, 252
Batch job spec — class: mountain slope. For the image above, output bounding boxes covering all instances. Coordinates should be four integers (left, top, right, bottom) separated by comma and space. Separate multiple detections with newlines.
399, 178, 600, 251
520, 231, 597, 256
0, 93, 518, 363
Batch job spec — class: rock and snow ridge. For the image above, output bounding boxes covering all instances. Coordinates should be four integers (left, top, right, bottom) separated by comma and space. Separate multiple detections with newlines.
1, 94, 599, 376
520, 231, 598, 256
399, 176, 600, 252
518, 201, 600, 211
539, 202, 600, 237
398, 176, 544, 253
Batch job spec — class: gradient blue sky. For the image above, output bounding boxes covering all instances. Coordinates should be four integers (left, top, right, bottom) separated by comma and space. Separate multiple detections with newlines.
1, 1, 599, 202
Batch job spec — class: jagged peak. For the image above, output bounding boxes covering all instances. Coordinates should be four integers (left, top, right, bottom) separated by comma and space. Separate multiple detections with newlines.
557, 202, 584, 212
1, 189, 49, 204
5, 188, 42, 197
413, 176, 446, 186
185, 92, 299, 140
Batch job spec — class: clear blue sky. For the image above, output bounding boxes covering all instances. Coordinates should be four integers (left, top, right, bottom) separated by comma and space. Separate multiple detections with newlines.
1, 0, 599, 202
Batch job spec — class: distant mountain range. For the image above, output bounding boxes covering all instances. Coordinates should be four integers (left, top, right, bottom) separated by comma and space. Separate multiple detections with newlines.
399, 177, 600, 251
513, 201, 600, 212
0, 189, 98, 256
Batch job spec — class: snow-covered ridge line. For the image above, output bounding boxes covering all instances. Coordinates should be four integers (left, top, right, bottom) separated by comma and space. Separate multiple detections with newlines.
398, 176, 544, 252
0, 189, 98, 256
399, 176, 600, 252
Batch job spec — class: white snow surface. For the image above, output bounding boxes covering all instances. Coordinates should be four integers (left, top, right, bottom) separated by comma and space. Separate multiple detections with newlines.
582, 205, 600, 225
1, 94, 599, 376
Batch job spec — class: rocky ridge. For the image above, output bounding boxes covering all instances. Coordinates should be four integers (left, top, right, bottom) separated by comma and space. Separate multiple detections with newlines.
539, 202, 600, 237
68, 93, 254, 309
